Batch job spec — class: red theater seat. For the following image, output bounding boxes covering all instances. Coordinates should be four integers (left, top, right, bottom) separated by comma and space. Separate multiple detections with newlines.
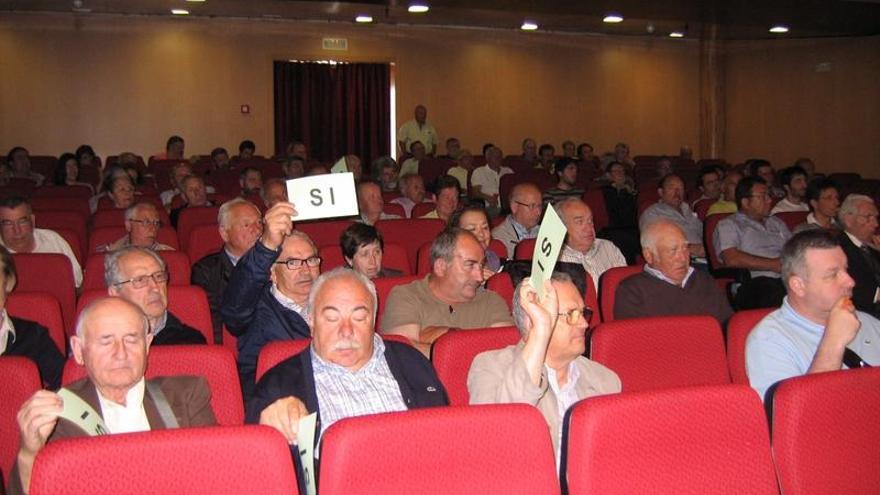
431, 326, 520, 405
7, 291, 66, 355
410, 202, 436, 218
177, 206, 220, 252
376, 218, 445, 273
773, 211, 808, 231
296, 219, 355, 249
92, 208, 171, 229
0, 357, 42, 481
373, 274, 420, 329
33, 210, 88, 261
726, 308, 773, 385
383, 202, 406, 218
88, 226, 179, 253
598, 265, 643, 322
82, 251, 192, 290
187, 223, 224, 264
13, 253, 76, 335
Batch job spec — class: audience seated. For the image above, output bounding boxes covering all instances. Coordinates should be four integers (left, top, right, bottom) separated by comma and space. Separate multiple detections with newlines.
221, 202, 317, 401
747, 230, 880, 400
372, 156, 399, 193
468, 272, 619, 457
340, 223, 402, 279
615, 219, 732, 324
438, 137, 461, 160
793, 177, 841, 233
106, 247, 206, 346
103, 175, 137, 210
260, 178, 287, 209
707, 170, 742, 216
209, 147, 231, 172
357, 180, 400, 225
557, 198, 626, 284
7, 297, 216, 495
191, 199, 263, 343
400, 140, 426, 177
771, 165, 810, 214
714, 176, 791, 309
542, 157, 584, 205
492, 183, 542, 258
237, 139, 256, 161
390, 173, 430, 218
53, 153, 94, 193
381, 228, 513, 356
837, 194, 880, 317
248, 268, 448, 453
6, 147, 45, 187
158, 162, 191, 207
419, 175, 459, 222
536, 143, 555, 172
693, 164, 722, 212
747, 159, 785, 199
397, 104, 437, 156
470, 146, 513, 216
639, 173, 705, 260
451, 205, 502, 275
446, 150, 473, 192
0, 246, 63, 390
239, 167, 262, 197
169, 175, 214, 228
520, 138, 538, 164
155, 135, 186, 161
600, 161, 640, 263
98, 202, 175, 252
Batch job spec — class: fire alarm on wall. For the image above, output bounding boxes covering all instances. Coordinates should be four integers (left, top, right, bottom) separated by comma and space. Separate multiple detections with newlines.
241, 104, 250, 114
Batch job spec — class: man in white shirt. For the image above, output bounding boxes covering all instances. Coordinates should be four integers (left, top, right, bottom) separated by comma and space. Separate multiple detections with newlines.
471, 146, 513, 216
0, 197, 83, 287
556, 198, 626, 285
399, 141, 426, 177
398, 104, 438, 156
771, 165, 810, 215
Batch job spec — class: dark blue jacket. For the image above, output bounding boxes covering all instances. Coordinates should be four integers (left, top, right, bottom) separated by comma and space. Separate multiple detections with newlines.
221, 241, 311, 401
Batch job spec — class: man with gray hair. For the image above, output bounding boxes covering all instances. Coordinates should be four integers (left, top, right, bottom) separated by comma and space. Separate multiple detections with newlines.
836, 194, 880, 317
99, 202, 174, 252
381, 228, 513, 356
468, 273, 620, 457
614, 219, 732, 324
248, 267, 448, 448
191, 198, 263, 343
556, 197, 626, 284
491, 183, 543, 258
9, 297, 216, 495
746, 230, 880, 400
106, 246, 206, 346
222, 201, 320, 400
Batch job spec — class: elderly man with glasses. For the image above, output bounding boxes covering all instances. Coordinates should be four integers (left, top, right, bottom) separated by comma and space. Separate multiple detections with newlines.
491, 183, 544, 258
99, 202, 174, 252
222, 201, 320, 401
468, 271, 620, 459
106, 246, 205, 345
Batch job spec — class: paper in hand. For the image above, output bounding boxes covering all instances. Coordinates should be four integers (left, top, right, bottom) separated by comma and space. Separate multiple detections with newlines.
285, 173, 359, 221
529, 205, 566, 300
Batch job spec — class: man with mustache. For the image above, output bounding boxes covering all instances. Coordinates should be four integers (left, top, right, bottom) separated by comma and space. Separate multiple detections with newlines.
381, 228, 513, 356
639, 173, 705, 259
222, 202, 319, 401
106, 247, 206, 346
746, 230, 880, 401
248, 268, 448, 448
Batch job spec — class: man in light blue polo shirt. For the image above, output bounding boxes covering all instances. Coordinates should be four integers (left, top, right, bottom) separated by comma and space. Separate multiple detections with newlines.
746, 230, 880, 400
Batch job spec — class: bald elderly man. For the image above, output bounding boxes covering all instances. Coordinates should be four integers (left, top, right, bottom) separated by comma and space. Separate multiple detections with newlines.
9, 297, 216, 495
492, 183, 543, 258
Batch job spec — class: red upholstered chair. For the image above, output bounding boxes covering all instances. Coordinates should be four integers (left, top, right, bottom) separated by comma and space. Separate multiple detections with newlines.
62, 345, 243, 426
704, 212, 733, 272
0, 357, 42, 481
431, 326, 520, 405
319, 404, 559, 495
582, 188, 610, 232
562, 385, 778, 495
177, 206, 220, 252
598, 265, 643, 322
186, 223, 224, 264
296, 219, 355, 249
7, 291, 66, 355
148, 159, 190, 192
13, 253, 76, 335
29, 196, 90, 221
82, 251, 192, 290
33, 210, 88, 261
769, 367, 880, 495
376, 218, 446, 273
411, 202, 436, 218
590, 315, 731, 392
88, 226, 180, 253
486, 272, 515, 309
373, 274, 420, 329
488, 239, 507, 261
51, 227, 85, 266
772, 211, 808, 231
318, 245, 346, 270
383, 202, 406, 218
256, 340, 312, 383
513, 237, 537, 260
28, 425, 298, 495
694, 197, 713, 220
726, 308, 773, 385
31, 185, 92, 199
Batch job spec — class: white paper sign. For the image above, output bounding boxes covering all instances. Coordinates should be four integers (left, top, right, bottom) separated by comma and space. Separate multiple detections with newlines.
286, 173, 359, 221
330, 156, 348, 173
296, 412, 318, 495
529, 206, 567, 299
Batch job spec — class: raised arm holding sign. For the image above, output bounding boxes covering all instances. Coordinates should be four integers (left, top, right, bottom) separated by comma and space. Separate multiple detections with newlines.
529, 205, 567, 300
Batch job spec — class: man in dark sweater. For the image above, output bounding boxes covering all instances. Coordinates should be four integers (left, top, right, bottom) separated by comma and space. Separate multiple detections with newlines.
615, 219, 732, 324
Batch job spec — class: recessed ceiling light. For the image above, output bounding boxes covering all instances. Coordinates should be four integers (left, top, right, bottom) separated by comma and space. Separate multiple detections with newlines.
769, 25, 789, 33
171, 9, 189, 15
603, 14, 624, 23
408, 3, 429, 13
669, 32, 684, 38
355, 15, 373, 23
521, 21, 538, 31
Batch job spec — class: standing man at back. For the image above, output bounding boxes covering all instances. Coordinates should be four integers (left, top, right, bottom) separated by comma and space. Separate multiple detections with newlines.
398, 104, 437, 156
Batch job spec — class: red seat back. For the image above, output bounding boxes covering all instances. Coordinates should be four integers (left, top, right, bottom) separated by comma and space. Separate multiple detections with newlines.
82, 251, 192, 290
30, 196, 90, 222
382, 202, 406, 217
374, 274, 420, 329
62, 345, 243, 426
431, 326, 520, 405
13, 253, 76, 334
31, 185, 92, 199
186, 223, 224, 264
704, 212, 733, 270
486, 271, 599, 327
319, 404, 559, 495
726, 308, 773, 385
411, 202, 436, 219
33, 210, 88, 261
88, 226, 179, 253
598, 265, 643, 322
513, 237, 537, 260
51, 227, 85, 266
7, 291, 66, 355
296, 219, 355, 249
582, 188, 610, 232
590, 315, 730, 392
769, 367, 880, 495
0, 357, 42, 480
177, 206, 220, 252
376, 218, 446, 273
563, 385, 778, 495
773, 211, 808, 231
29, 425, 298, 495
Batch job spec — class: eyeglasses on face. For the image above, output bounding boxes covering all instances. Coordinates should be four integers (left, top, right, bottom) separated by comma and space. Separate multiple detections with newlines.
114, 271, 169, 289
558, 307, 593, 325
0, 217, 32, 229
274, 256, 322, 270
513, 200, 542, 210
129, 219, 163, 228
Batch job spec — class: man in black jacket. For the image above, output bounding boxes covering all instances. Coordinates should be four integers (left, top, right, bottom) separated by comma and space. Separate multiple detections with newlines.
838, 194, 880, 317
247, 267, 448, 446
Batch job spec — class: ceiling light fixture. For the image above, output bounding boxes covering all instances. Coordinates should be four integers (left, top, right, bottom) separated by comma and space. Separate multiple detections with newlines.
521, 21, 538, 31
355, 15, 373, 23
171, 8, 189, 15
603, 14, 624, 23
769, 25, 789, 33
669, 31, 684, 38
408, 3, 429, 13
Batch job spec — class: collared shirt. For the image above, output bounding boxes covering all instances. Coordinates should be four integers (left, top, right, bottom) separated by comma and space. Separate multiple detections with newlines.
0, 309, 16, 356
2, 228, 83, 287
713, 212, 791, 278
399, 157, 420, 177
644, 264, 695, 288
152, 311, 169, 336
311, 335, 407, 438
270, 284, 310, 320
470, 165, 514, 197
510, 218, 539, 243
770, 197, 810, 215
639, 202, 703, 245
845, 232, 880, 303
390, 196, 431, 219
746, 298, 880, 400
96, 378, 151, 434
559, 240, 627, 286
397, 119, 438, 154
546, 361, 580, 463
224, 247, 241, 267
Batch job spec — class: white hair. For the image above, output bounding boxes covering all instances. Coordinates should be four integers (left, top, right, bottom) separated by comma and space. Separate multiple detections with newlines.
838, 194, 874, 221
308, 267, 378, 323
217, 198, 259, 230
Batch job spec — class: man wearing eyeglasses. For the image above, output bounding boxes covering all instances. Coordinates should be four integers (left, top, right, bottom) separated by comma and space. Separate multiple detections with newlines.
221, 201, 319, 401
491, 183, 543, 258
468, 272, 620, 458
100, 203, 174, 252
0, 196, 83, 287
106, 246, 206, 345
